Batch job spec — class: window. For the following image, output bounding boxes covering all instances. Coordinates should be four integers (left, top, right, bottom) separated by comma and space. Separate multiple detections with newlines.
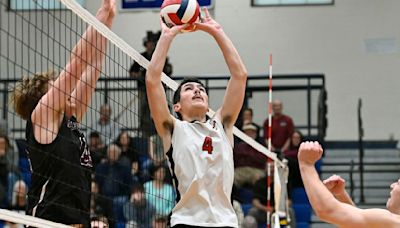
9, 0, 85, 10
252, 0, 333, 6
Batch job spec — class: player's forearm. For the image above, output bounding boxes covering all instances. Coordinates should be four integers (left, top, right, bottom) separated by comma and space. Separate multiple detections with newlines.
253, 199, 268, 211
334, 190, 355, 206
212, 31, 247, 80
299, 163, 341, 218
69, 6, 111, 77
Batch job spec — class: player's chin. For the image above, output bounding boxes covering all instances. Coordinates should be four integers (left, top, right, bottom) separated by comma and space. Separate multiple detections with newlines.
386, 198, 391, 209
192, 100, 206, 106
191, 102, 208, 111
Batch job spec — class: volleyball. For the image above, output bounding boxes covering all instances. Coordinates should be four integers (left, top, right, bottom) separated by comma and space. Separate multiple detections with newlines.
160, 0, 201, 31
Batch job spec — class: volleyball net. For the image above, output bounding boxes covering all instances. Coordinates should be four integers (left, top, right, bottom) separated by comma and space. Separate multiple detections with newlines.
0, 0, 289, 227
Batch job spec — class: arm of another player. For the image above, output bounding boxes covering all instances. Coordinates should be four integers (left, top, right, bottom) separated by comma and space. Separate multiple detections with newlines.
195, 8, 247, 132
298, 142, 400, 227
146, 20, 187, 139
70, 0, 116, 122
323, 174, 355, 206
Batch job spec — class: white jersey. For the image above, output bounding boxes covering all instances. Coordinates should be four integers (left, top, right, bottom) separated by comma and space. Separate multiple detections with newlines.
166, 118, 238, 228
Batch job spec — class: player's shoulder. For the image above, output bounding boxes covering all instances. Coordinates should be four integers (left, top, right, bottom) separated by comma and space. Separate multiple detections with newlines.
359, 208, 400, 228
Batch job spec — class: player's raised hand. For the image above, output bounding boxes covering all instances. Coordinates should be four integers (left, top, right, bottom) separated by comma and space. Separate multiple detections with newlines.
323, 175, 346, 196
97, 0, 116, 25
298, 141, 323, 165
104, 0, 117, 19
160, 17, 189, 39
194, 7, 222, 36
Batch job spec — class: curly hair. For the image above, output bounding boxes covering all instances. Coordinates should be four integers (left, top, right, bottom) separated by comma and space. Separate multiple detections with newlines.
9, 71, 55, 120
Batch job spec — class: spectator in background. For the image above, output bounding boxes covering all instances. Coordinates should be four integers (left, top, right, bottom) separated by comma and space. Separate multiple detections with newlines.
245, 161, 295, 227
284, 130, 304, 191
5, 180, 27, 228
151, 215, 168, 228
0, 134, 11, 205
144, 165, 174, 217
90, 181, 114, 228
129, 31, 173, 138
95, 144, 132, 226
245, 161, 275, 226
90, 217, 109, 228
95, 144, 132, 199
241, 108, 261, 140
9, 180, 27, 212
91, 104, 119, 144
0, 134, 20, 207
123, 184, 156, 228
89, 131, 107, 168
233, 123, 267, 188
115, 131, 138, 166
115, 131, 140, 184
263, 100, 294, 154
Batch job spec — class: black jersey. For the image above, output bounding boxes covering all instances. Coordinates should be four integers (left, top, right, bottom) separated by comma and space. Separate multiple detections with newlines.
26, 115, 92, 227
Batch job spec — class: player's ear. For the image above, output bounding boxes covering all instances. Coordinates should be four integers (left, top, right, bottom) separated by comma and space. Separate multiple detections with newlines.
173, 103, 181, 113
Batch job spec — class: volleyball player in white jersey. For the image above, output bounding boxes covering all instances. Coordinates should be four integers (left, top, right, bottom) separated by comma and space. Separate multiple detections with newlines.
146, 8, 247, 228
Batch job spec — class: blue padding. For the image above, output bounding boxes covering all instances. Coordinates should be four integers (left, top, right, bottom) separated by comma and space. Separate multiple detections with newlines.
21, 172, 32, 188
296, 222, 309, 228
315, 159, 322, 173
19, 158, 30, 173
239, 187, 254, 204
241, 203, 252, 216
293, 204, 312, 223
258, 223, 266, 228
116, 222, 125, 228
291, 187, 309, 204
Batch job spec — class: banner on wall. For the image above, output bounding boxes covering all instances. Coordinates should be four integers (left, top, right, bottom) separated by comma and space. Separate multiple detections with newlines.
122, 0, 213, 10
9, 0, 85, 10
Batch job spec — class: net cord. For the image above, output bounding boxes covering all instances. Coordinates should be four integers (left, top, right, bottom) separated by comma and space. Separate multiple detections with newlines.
0, 209, 73, 228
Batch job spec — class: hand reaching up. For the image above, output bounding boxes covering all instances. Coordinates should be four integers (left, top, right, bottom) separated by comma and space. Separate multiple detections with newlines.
323, 175, 346, 196
298, 141, 324, 165
195, 7, 223, 36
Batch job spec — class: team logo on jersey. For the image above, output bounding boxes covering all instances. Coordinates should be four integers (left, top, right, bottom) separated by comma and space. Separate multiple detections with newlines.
67, 118, 79, 130
211, 120, 217, 130
80, 148, 93, 167
78, 133, 93, 167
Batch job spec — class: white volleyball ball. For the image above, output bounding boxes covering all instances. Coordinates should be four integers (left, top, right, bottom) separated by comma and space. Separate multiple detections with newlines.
160, 0, 201, 31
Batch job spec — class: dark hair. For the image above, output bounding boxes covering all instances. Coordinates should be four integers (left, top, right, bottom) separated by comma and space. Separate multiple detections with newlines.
153, 215, 167, 223
116, 131, 130, 143
131, 183, 145, 194
143, 30, 161, 47
151, 164, 167, 183
290, 130, 303, 149
243, 108, 253, 116
90, 131, 101, 138
173, 78, 207, 120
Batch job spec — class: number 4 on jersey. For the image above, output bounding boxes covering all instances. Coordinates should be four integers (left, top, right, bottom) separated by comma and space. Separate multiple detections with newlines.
202, 136, 214, 154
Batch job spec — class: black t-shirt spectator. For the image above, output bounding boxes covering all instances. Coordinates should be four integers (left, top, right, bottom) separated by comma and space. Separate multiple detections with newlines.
253, 176, 275, 207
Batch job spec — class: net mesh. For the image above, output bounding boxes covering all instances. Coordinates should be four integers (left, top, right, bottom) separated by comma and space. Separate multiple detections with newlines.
0, 0, 288, 227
